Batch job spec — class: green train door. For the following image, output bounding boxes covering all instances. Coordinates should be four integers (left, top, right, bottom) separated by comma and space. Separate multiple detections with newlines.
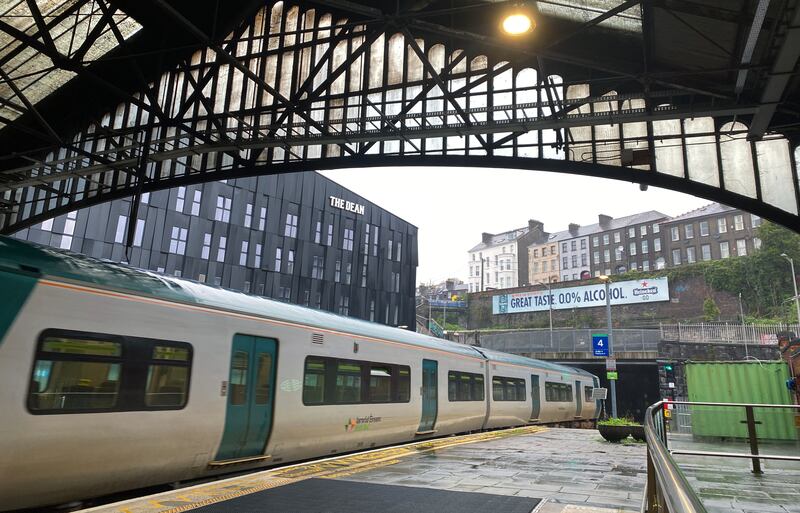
575, 380, 583, 418
215, 335, 277, 461
417, 359, 438, 434
530, 375, 540, 421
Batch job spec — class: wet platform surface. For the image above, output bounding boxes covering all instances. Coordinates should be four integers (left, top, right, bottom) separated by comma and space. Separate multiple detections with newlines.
81, 427, 646, 513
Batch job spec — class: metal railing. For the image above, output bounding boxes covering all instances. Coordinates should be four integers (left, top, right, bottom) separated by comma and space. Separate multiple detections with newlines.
643, 401, 708, 513
660, 323, 799, 345
643, 401, 800, 513
474, 328, 661, 354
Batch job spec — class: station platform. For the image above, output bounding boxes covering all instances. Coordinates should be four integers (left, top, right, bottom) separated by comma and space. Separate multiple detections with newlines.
81, 427, 647, 513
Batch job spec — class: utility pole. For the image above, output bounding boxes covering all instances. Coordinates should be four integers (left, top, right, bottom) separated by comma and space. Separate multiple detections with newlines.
600, 275, 617, 418
781, 254, 800, 324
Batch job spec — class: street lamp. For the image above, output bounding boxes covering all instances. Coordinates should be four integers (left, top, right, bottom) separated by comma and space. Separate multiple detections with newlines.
780, 253, 800, 324
599, 275, 618, 418
538, 280, 554, 348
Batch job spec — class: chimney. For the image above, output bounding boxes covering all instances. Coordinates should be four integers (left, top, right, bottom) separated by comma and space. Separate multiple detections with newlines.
598, 214, 612, 228
528, 219, 544, 232
568, 223, 580, 236
482, 232, 494, 244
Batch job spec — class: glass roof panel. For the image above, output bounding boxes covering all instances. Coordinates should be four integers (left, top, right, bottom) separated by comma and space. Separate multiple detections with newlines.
0, 0, 142, 127
536, 0, 642, 33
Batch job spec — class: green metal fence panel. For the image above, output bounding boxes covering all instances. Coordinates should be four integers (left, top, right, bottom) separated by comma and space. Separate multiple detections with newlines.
686, 362, 795, 440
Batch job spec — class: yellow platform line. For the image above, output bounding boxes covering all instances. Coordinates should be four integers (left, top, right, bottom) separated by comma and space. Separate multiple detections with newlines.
90, 426, 546, 513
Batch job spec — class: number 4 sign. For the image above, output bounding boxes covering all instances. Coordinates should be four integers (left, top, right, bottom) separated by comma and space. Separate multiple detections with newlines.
592, 334, 609, 357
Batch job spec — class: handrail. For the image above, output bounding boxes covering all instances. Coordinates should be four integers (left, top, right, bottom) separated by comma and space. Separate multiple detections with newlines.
642, 401, 707, 513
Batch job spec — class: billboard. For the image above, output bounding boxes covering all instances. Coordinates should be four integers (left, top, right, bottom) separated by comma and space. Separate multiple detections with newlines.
492, 277, 669, 315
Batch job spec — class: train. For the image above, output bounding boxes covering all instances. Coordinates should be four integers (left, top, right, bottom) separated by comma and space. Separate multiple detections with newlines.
0, 236, 599, 511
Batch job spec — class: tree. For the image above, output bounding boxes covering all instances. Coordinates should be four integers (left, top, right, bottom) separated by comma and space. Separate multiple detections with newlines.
702, 297, 720, 321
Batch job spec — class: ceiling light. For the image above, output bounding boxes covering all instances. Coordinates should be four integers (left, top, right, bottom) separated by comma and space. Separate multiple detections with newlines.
502, 12, 534, 36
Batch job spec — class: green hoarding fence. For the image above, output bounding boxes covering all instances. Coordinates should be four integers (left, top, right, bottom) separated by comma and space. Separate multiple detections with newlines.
686, 361, 795, 441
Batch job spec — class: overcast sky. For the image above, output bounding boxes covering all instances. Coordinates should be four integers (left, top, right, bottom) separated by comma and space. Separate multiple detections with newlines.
320, 167, 711, 285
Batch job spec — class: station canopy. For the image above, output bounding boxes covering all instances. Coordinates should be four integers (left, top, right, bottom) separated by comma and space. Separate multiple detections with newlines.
1, 0, 799, 232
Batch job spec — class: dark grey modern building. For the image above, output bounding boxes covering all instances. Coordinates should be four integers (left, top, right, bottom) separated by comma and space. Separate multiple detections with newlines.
13, 172, 418, 328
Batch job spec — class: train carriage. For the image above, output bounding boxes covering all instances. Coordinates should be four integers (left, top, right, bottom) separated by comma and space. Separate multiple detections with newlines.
0, 237, 598, 511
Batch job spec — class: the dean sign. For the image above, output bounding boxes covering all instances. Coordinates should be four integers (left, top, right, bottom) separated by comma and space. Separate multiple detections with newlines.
492, 277, 669, 315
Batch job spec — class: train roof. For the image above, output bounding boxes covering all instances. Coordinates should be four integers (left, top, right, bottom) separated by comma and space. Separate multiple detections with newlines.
0, 236, 589, 377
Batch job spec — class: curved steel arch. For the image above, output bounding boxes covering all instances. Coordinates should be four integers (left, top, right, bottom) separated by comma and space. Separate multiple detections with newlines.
1, 0, 799, 233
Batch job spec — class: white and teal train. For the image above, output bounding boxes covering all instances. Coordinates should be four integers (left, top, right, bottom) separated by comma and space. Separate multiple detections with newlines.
0, 236, 599, 511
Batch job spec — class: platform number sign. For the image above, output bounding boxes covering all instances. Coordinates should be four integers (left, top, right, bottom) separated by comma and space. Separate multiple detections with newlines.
592, 334, 609, 357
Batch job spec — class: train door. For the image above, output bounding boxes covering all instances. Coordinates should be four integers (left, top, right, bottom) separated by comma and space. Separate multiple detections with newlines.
215, 335, 277, 461
530, 375, 540, 421
575, 380, 582, 418
417, 359, 438, 434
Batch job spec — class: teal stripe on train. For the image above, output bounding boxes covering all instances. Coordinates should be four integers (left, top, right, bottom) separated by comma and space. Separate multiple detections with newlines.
0, 270, 36, 345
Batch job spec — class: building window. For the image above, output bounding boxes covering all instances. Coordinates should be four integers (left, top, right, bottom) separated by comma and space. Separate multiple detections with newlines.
339, 296, 350, 315
388, 240, 394, 259
169, 226, 188, 255
217, 236, 227, 263
259, 206, 267, 231
686, 246, 696, 263
641, 240, 648, 253
562, 256, 568, 269
215, 196, 231, 222
394, 272, 400, 292
613, 232, 620, 243
335, 260, 341, 282
685, 224, 694, 239
373, 226, 379, 256
561, 242, 568, 252
640, 225, 647, 236
718, 218, 728, 233
176, 186, 186, 212
114, 215, 127, 244
734, 214, 744, 230
701, 244, 711, 261
653, 223, 660, 234
629, 242, 637, 256
287, 250, 295, 273
592, 236, 599, 247
244, 203, 253, 228
628, 227, 635, 238
720, 241, 730, 258
59, 211, 78, 250
642, 260, 650, 271
312, 255, 324, 279
344, 263, 352, 285
275, 247, 282, 272
284, 213, 299, 238
614, 247, 622, 261
654, 238, 661, 252
581, 239, 586, 249
314, 221, 322, 244
363, 224, 370, 254
141, 192, 150, 204
191, 190, 202, 216
593, 251, 600, 264
201, 233, 211, 260
571, 254, 577, 267
754, 237, 761, 250
736, 239, 747, 256
581, 253, 587, 266
671, 226, 680, 241
672, 249, 681, 265
327, 224, 334, 246
751, 214, 762, 227
534, 249, 539, 258
699, 221, 709, 236
343, 228, 354, 251
239, 241, 248, 266
603, 249, 610, 263
133, 219, 145, 247
255, 243, 262, 268
396, 241, 402, 261
361, 263, 367, 287
279, 286, 291, 302
243, 281, 250, 293
602, 234, 609, 245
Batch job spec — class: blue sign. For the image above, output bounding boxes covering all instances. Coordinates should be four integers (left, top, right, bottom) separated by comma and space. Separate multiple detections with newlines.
592, 334, 609, 357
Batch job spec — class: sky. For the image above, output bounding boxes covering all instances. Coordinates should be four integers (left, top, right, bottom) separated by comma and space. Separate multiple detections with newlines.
320, 167, 711, 285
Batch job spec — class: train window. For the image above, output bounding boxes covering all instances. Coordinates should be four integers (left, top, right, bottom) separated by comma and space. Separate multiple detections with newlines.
254, 354, 272, 404
545, 382, 573, 402
584, 386, 593, 402
335, 362, 362, 403
29, 335, 123, 412
145, 343, 192, 408
302, 356, 411, 405
448, 371, 485, 401
492, 376, 526, 401
303, 358, 326, 404
397, 367, 410, 402
229, 351, 249, 405
369, 366, 392, 402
